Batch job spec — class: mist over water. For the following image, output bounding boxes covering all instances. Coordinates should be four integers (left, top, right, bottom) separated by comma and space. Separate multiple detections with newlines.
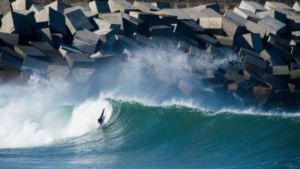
0, 45, 299, 168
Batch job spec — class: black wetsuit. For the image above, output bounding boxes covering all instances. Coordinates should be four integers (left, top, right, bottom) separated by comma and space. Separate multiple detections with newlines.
98, 110, 105, 124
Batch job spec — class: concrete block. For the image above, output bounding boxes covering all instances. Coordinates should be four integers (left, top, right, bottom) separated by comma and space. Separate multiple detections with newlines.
207, 70, 226, 82
244, 69, 268, 86
108, 0, 139, 14
261, 73, 286, 89
122, 13, 143, 36
272, 45, 294, 63
93, 29, 114, 43
64, 9, 94, 35
177, 38, 198, 52
292, 30, 300, 37
35, 7, 67, 35
99, 13, 124, 33
223, 17, 246, 37
264, 2, 292, 10
29, 41, 54, 50
195, 34, 219, 48
258, 15, 286, 36
0, 33, 19, 46
149, 25, 173, 37
239, 47, 261, 59
0, 12, 34, 35
233, 7, 261, 23
224, 10, 247, 25
35, 28, 53, 47
151, 2, 170, 9
65, 6, 97, 19
92, 18, 121, 35
180, 8, 206, 23
290, 69, 300, 79
51, 33, 63, 49
133, 33, 156, 47
0, 46, 23, 61
291, 62, 300, 70
0, 0, 11, 16
89, 1, 111, 14
199, 17, 223, 36
193, 3, 220, 14
115, 35, 141, 52
252, 86, 272, 104
39, 49, 67, 65
0, 70, 19, 83
130, 12, 159, 27
133, 1, 160, 12
239, 1, 267, 14
163, 9, 192, 21
199, 8, 222, 17
14, 9, 36, 28
72, 68, 95, 82
29, 4, 44, 13
286, 15, 300, 32
175, 20, 205, 39
90, 50, 115, 60
0, 51, 22, 69
72, 29, 101, 54
215, 35, 234, 48
243, 54, 267, 77
266, 34, 290, 51
22, 56, 48, 76
271, 66, 289, 75
290, 39, 300, 47
224, 71, 249, 82
260, 49, 286, 66
45, 0, 71, 14
150, 10, 177, 25
234, 33, 263, 53
256, 7, 289, 24
14, 45, 46, 59
291, 46, 300, 58
11, 0, 35, 11
245, 20, 266, 39
47, 64, 70, 80
65, 53, 93, 68
293, 2, 300, 11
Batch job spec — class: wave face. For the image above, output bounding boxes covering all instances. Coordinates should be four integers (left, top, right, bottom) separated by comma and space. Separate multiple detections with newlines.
0, 95, 299, 168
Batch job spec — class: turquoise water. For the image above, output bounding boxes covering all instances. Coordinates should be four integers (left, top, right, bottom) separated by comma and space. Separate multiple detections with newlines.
0, 99, 299, 169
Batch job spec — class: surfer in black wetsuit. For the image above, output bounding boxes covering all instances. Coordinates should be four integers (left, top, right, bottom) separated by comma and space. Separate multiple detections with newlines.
98, 108, 105, 125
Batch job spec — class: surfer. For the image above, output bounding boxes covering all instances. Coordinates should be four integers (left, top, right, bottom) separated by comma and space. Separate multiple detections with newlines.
98, 108, 105, 125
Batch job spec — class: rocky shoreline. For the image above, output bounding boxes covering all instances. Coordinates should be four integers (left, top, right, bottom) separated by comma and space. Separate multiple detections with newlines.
0, 0, 299, 111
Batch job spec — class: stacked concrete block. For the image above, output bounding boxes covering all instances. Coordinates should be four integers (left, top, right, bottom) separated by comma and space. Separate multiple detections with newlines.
163, 9, 192, 21
286, 15, 300, 32
293, 2, 300, 11
243, 54, 267, 77
151, 2, 170, 9
14, 45, 46, 60
272, 45, 294, 64
258, 15, 286, 36
0, 12, 34, 36
21, 56, 48, 76
199, 17, 223, 36
180, 8, 207, 23
11, 0, 35, 11
108, 0, 139, 13
45, 1, 71, 14
92, 17, 121, 35
0, 33, 19, 47
260, 49, 286, 66
35, 28, 53, 47
266, 34, 290, 51
199, 8, 222, 17
175, 21, 205, 39
256, 7, 289, 24
65, 6, 97, 19
264, 2, 292, 10
99, 13, 124, 34
89, 1, 111, 14
149, 25, 173, 37
72, 29, 102, 54
64, 8, 94, 35
195, 34, 219, 48
0, 0, 11, 16
0, 47, 23, 61
29, 4, 44, 13
234, 33, 263, 53
150, 10, 177, 25
132, 33, 156, 47
0, 51, 22, 69
194, 3, 220, 13
222, 17, 246, 37
133, 1, 160, 12
244, 20, 267, 39
239, 1, 267, 14
129, 12, 159, 27
14, 10, 36, 28
65, 53, 94, 68
35, 7, 67, 35
94, 29, 114, 43
233, 7, 261, 23
224, 10, 247, 25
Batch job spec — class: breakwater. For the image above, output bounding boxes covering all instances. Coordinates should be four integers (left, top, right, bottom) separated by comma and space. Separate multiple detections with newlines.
0, 0, 299, 111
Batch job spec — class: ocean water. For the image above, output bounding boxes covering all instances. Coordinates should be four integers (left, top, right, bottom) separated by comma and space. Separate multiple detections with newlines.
0, 84, 299, 169
0, 45, 299, 168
